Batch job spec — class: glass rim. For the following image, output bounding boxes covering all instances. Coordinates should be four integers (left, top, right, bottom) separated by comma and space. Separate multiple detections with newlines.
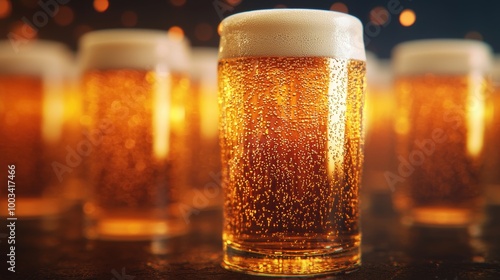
78, 28, 190, 72
0, 40, 73, 76
392, 39, 493, 75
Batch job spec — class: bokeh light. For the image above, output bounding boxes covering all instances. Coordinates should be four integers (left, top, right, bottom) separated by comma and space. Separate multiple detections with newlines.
399, 9, 416, 27
93, 0, 109, 13
226, 0, 242, 6
195, 23, 214, 42
370, 6, 390, 26
0, 0, 12, 19
330, 2, 348, 14
54, 6, 75, 26
465, 31, 483, 41
9, 20, 38, 40
121, 11, 138, 27
168, 26, 184, 41
217, 23, 223, 36
170, 0, 186, 7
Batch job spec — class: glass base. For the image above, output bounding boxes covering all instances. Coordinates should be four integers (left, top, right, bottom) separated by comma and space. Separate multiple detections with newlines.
402, 207, 482, 229
85, 217, 188, 241
222, 242, 360, 276
485, 184, 500, 205
0, 198, 66, 218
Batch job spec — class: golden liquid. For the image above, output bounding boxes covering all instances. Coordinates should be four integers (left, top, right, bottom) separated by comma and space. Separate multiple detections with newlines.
219, 57, 365, 275
394, 74, 487, 227
83, 70, 189, 240
0, 75, 67, 217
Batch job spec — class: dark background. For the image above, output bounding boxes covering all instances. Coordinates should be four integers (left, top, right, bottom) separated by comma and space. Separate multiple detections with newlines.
0, 0, 499, 58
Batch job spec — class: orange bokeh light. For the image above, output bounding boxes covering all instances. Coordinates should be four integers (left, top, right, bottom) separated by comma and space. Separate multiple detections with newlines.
465, 31, 483, 41
10, 21, 37, 40
168, 26, 184, 41
170, 0, 186, 7
330, 2, 348, 14
93, 0, 109, 13
0, 0, 11, 19
226, 0, 242, 6
399, 9, 416, 27
370, 6, 390, 26
54, 6, 75, 26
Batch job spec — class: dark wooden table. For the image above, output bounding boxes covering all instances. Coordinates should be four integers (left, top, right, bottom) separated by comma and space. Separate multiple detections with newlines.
1, 193, 499, 280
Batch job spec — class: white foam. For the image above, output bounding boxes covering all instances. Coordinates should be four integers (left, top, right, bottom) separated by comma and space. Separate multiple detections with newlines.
190, 47, 218, 86
79, 29, 190, 72
0, 40, 73, 76
365, 52, 393, 89
366, 52, 379, 85
218, 9, 365, 61
392, 39, 492, 75
492, 56, 500, 83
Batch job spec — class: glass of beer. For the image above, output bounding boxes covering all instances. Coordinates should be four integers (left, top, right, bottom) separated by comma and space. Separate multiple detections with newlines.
79, 29, 190, 240
218, 9, 366, 276
186, 48, 222, 210
391, 39, 492, 229
483, 56, 500, 205
0, 40, 74, 218
363, 53, 396, 206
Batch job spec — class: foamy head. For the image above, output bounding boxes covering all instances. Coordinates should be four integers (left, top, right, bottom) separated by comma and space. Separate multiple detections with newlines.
492, 56, 500, 83
365, 52, 393, 89
79, 29, 190, 72
218, 9, 365, 61
366, 52, 379, 85
393, 39, 492, 75
190, 47, 218, 86
0, 40, 73, 77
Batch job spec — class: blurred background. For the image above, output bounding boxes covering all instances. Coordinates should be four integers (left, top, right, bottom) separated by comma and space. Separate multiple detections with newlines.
0, 0, 500, 57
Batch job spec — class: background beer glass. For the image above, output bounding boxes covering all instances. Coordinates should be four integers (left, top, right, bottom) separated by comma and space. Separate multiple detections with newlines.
483, 56, 500, 205
392, 39, 492, 229
362, 53, 396, 208
0, 40, 73, 218
218, 9, 366, 276
186, 47, 222, 210
79, 29, 190, 240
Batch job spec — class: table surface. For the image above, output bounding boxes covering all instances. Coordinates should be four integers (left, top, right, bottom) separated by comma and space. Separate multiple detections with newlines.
1, 193, 499, 280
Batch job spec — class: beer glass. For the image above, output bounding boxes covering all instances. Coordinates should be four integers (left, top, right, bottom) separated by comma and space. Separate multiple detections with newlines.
363, 53, 396, 205
391, 39, 492, 228
483, 56, 500, 205
186, 48, 222, 210
0, 40, 73, 218
218, 9, 366, 275
79, 29, 190, 240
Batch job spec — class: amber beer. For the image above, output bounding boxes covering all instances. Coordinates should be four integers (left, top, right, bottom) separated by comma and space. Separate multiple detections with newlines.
0, 41, 72, 217
79, 30, 190, 240
391, 40, 492, 228
219, 9, 366, 275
